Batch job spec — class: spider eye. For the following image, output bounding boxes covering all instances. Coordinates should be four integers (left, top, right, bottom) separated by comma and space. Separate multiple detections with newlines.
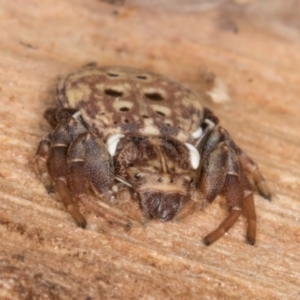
134, 173, 141, 179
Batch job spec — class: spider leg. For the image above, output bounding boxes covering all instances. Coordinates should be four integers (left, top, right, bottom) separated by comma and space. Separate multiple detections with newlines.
35, 133, 54, 193
68, 132, 114, 199
48, 120, 87, 227
201, 140, 245, 245
37, 108, 132, 229
203, 208, 242, 246
242, 191, 256, 245
238, 149, 271, 200
199, 142, 229, 202
35, 108, 79, 192
68, 133, 132, 228
204, 170, 254, 246
200, 127, 259, 245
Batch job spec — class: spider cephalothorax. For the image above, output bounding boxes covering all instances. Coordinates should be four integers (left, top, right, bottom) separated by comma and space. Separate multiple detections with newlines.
113, 135, 198, 221
35, 66, 270, 245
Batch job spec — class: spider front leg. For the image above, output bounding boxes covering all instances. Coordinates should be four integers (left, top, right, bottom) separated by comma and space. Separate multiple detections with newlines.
199, 126, 260, 245
67, 133, 133, 229
67, 132, 114, 204
35, 107, 84, 193
36, 111, 132, 228
47, 118, 88, 227
35, 109, 90, 226
49, 123, 117, 227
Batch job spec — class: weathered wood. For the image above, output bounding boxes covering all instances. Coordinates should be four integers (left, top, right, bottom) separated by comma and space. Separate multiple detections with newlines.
0, 1, 299, 299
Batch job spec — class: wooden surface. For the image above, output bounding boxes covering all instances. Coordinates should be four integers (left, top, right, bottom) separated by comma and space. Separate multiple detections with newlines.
0, 0, 300, 299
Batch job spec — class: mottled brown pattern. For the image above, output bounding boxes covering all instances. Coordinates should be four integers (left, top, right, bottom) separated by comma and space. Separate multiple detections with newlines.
58, 66, 205, 142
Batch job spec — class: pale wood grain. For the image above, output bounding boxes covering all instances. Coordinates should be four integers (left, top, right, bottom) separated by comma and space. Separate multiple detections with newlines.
0, 1, 299, 299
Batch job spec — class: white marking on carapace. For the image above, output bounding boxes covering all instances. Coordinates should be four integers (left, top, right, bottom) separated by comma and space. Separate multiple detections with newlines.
185, 143, 200, 169
71, 111, 81, 120
191, 127, 203, 139
204, 119, 215, 128
106, 133, 125, 156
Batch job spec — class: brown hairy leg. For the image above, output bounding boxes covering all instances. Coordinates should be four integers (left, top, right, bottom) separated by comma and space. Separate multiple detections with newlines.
238, 150, 271, 200
203, 174, 244, 245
